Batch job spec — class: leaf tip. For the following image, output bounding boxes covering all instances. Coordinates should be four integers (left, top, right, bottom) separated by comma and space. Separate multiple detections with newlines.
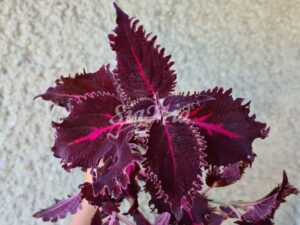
33, 94, 41, 101
32, 212, 38, 218
113, 2, 128, 22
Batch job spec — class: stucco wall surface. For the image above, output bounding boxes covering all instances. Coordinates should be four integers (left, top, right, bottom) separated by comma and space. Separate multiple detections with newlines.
0, 0, 299, 224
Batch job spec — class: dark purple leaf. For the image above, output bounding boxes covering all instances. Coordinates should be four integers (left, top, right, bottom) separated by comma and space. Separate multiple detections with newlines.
52, 92, 125, 170
145, 178, 173, 214
238, 171, 298, 224
80, 182, 102, 207
125, 98, 157, 119
235, 220, 274, 225
109, 3, 176, 100
33, 193, 81, 222
144, 120, 206, 219
180, 195, 224, 225
132, 210, 151, 225
206, 213, 225, 225
91, 209, 103, 225
184, 87, 269, 166
124, 162, 140, 198
241, 194, 278, 223
93, 126, 143, 197
219, 206, 238, 219
81, 183, 120, 223
274, 171, 299, 206
163, 92, 215, 112
206, 161, 247, 187
108, 213, 120, 225
102, 202, 120, 215
154, 212, 171, 225
33, 3, 286, 225
36, 65, 117, 109
80, 182, 117, 208
124, 163, 141, 214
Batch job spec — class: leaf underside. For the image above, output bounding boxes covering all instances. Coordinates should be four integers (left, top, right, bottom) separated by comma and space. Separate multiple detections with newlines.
33, 193, 81, 222
236, 171, 299, 224
180, 194, 224, 225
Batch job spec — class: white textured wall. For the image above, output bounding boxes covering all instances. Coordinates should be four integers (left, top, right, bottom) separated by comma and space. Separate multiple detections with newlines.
0, 0, 299, 224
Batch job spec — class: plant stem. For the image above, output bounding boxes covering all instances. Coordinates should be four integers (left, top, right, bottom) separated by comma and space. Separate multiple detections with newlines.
102, 215, 111, 224
210, 199, 245, 211
117, 213, 135, 225
228, 204, 242, 220
201, 186, 212, 195
210, 199, 227, 205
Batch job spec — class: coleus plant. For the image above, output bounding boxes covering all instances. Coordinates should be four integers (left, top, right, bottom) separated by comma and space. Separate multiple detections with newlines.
33, 3, 298, 225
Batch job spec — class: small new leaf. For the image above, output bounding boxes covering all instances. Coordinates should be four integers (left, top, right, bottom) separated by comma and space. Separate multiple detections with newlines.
206, 161, 247, 187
